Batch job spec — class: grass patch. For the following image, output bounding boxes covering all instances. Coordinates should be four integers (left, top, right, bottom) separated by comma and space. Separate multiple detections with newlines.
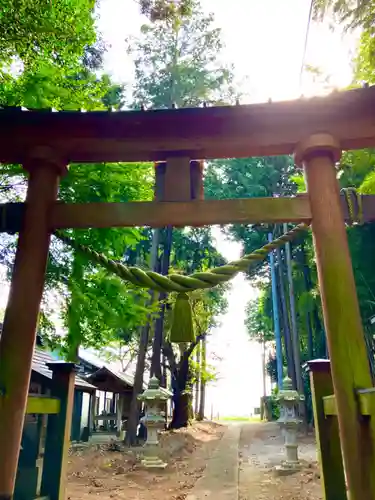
217, 416, 261, 422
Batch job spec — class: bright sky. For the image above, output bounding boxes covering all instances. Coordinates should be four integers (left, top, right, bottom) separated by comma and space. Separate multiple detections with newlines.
0, 0, 359, 417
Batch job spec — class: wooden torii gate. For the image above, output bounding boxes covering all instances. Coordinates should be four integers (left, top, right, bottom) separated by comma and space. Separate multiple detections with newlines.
1, 86, 375, 500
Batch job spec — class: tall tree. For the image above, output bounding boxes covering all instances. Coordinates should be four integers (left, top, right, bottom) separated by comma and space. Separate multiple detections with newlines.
126, 0, 236, 110
125, 0, 234, 431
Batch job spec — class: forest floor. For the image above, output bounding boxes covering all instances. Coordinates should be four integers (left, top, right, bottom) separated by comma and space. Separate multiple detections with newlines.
66, 421, 225, 500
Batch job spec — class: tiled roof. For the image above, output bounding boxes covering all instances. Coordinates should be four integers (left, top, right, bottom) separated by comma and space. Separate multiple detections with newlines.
32, 347, 95, 391
87, 365, 172, 397
0, 326, 95, 391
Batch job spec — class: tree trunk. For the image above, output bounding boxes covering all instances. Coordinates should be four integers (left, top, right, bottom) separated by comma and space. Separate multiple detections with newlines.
125, 228, 160, 446
170, 390, 190, 429
66, 250, 84, 361
313, 307, 328, 358
198, 337, 206, 421
125, 323, 150, 446
276, 247, 297, 388
260, 340, 266, 421
194, 340, 201, 416
283, 225, 303, 398
299, 243, 314, 359
150, 225, 173, 380
161, 354, 167, 388
169, 345, 192, 429
262, 339, 267, 398
268, 233, 283, 388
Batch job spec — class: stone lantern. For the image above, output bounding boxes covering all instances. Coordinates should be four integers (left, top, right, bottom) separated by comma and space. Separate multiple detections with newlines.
276, 376, 304, 473
137, 376, 171, 469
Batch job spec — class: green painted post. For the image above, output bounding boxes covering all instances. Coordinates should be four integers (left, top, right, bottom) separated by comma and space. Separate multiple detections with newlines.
14, 416, 43, 500
308, 359, 347, 500
71, 390, 83, 442
40, 362, 76, 500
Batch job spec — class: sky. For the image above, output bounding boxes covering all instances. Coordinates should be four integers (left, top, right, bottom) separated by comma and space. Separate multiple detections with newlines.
0, 0, 359, 417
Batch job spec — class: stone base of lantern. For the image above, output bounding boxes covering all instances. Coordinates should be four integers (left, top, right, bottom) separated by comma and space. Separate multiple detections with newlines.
274, 441, 301, 476
141, 455, 167, 469
274, 460, 301, 476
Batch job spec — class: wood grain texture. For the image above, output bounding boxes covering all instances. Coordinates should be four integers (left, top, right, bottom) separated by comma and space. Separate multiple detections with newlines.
304, 149, 375, 499
0, 193, 374, 231
1, 86, 375, 163
0, 163, 61, 498
50, 196, 312, 228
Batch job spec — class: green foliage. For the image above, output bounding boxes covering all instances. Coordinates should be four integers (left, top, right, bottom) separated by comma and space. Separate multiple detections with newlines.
126, 0, 236, 109
0, 59, 124, 110
354, 29, 375, 84
189, 356, 215, 385
270, 387, 280, 419
205, 156, 298, 255
312, 0, 375, 30
191, 287, 228, 333
0, 6, 153, 355
50, 162, 155, 354
289, 174, 306, 193
245, 292, 273, 344
171, 227, 226, 273
139, 0, 193, 22
0, 0, 96, 65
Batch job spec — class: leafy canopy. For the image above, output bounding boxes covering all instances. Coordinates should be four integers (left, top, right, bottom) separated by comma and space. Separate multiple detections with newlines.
0, 0, 97, 66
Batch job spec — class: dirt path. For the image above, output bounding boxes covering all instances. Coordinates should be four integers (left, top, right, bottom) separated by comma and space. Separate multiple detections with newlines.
187, 422, 241, 500
66, 421, 323, 500
239, 422, 322, 500
66, 421, 225, 500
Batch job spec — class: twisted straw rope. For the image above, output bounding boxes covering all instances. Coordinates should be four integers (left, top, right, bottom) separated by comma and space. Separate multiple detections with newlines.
54, 223, 309, 293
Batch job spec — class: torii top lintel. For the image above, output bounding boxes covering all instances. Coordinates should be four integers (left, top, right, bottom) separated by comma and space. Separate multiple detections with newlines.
1, 86, 375, 164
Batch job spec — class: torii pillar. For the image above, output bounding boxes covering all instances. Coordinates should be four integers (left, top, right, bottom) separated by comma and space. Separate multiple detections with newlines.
0, 148, 66, 499
295, 134, 375, 499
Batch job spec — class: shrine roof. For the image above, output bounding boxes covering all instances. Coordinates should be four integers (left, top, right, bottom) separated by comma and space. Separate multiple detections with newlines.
86, 365, 172, 397
32, 347, 96, 391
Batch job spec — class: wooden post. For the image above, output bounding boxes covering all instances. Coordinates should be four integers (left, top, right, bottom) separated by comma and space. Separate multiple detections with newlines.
0, 149, 66, 500
308, 359, 347, 500
41, 362, 76, 500
88, 390, 96, 435
295, 134, 375, 499
164, 157, 191, 202
116, 393, 122, 437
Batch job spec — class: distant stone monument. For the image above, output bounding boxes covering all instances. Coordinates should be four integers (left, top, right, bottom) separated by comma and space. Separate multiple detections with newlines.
275, 376, 304, 475
137, 377, 170, 469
